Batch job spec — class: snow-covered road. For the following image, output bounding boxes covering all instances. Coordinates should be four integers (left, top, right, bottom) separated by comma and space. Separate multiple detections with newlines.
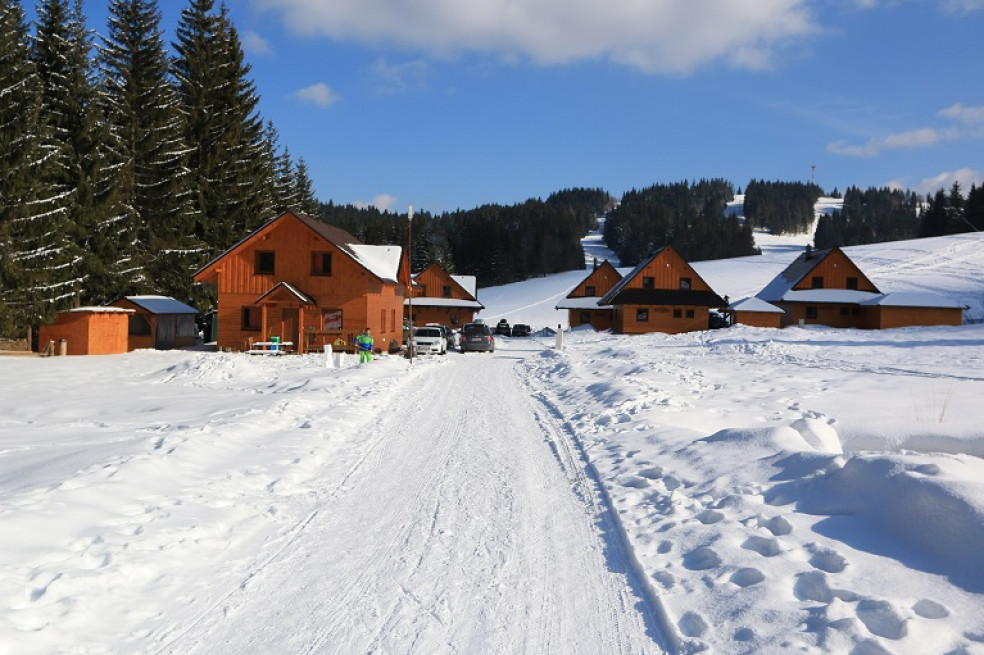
159, 344, 664, 654
0, 344, 666, 654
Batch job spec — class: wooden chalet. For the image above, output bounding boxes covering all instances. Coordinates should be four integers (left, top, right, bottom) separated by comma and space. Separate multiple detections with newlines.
598, 246, 727, 334
193, 210, 408, 354
108, 295, 198, 351
755, 246, 965, 328
406, 262, 483, 327
555, 260, 622, 331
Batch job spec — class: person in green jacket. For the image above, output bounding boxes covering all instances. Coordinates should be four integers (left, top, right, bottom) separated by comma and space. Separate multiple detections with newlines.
356, 327, 374, 364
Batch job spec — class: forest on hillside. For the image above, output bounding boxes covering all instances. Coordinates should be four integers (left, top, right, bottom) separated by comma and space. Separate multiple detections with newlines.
603, 179, 758, 266
3, 1, 983, 340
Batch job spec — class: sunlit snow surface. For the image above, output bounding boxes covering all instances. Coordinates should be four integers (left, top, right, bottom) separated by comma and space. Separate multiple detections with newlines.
2, 227, 984, 654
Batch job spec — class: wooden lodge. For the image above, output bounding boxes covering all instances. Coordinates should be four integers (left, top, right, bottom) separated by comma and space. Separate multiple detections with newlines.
752, 246, 966, 329
193, 210, 408, 354
406, 262, 483, 328
555, 260, 622, 331
598, 247, 727, 334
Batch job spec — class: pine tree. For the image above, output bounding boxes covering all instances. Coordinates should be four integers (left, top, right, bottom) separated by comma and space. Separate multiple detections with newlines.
31, 0, 109, 310
0, 0, 45, 334
97, 0, 202, 299
173, 0, 270, 255
294, 157, 317, 214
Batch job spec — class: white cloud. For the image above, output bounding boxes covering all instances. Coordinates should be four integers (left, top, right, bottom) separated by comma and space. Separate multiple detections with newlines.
939, 103, 984, 124
254, 0, 818, 74
372, 58, 430, 94
293, 82, 341, 107
942, 0, 984, 14
827, 126, 960, 157
355, 194, 399, 212
910, 168, 984, 195
241, 30, 273, 55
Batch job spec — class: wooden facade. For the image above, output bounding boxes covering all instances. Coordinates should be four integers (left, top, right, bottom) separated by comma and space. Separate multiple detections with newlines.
193, 211, 407, 354
757, 247, 966, 329
556, 260, 622, 331
407, 263, 483, 327
599, 247, 726, 335
38, 308, 131, 356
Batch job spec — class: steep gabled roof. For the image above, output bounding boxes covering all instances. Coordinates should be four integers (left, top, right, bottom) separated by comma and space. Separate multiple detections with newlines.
193, 210, 402, 284
598, 247, 724, 307
556, 259, 621, 310
255, 282, 317, 306
756, 247, 879, 303
599, 247, 668, 306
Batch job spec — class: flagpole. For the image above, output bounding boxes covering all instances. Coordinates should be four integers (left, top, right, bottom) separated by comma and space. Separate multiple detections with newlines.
408, 205, 414, 365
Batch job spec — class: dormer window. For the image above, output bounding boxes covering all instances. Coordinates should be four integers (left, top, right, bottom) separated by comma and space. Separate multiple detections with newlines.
442, 285, 452, 298
585, 285, 596, 296
679, 277, 692, 290
811, 276, 823, 289
846, 277, 858, 290
256, 251, 275, 275
642, 277, 655, 289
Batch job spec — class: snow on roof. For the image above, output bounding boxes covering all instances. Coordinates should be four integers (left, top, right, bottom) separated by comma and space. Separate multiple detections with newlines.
729, 296, 785, 313
348, 244, 402, 283
404, 297, 484, 309
124, 296, 198, 315
781, 289, 880, 304
555, 297, 610, 310
451, 274, 478, 298
756, 248, 837, 302
860, 292, 969, 309
70, 306, 134, 313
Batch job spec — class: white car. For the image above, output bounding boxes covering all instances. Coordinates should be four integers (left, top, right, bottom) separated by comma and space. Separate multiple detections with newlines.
412, 326, 447, 355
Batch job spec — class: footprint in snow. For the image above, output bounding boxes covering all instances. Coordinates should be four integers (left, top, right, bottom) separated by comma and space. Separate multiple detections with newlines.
730, 568, 766, 588
742, 535, 782, 557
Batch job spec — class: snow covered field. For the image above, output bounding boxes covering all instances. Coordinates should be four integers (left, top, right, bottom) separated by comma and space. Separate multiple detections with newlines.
2, 231, 984, 654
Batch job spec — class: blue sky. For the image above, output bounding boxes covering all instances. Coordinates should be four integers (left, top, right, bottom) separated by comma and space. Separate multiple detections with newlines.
36, 0, 984, 213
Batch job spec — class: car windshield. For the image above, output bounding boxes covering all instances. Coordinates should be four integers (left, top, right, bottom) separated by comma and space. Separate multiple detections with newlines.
415, 328, 441, 337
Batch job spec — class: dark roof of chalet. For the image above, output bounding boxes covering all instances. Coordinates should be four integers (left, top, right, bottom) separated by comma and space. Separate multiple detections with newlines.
598, 248, 668, 305
605, 288, 727, 307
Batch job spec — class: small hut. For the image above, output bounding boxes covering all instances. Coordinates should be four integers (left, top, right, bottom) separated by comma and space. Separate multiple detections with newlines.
109, 296, 199, 350
37, 307, 132, 356
729, 297, 785, 328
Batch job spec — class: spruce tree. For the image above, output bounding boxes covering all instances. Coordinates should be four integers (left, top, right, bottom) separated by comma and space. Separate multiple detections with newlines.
97, 0, 202, 299
0, 0, 44, 334
32, 0, 111, 310
173, 0, 270, 255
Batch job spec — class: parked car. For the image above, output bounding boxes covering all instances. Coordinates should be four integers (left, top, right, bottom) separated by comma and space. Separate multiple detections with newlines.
510, 323, 531, 337
460, 322, 495, 352
494, 319, 511, 336
412, 326, 447, 355
427, 323, 458, 348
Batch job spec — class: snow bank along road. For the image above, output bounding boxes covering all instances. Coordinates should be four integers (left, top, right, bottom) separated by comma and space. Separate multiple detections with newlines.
0, 341, 668, 654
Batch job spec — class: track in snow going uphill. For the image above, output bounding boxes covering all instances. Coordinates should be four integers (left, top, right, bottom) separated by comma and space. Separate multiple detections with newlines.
161, 345, 667, 654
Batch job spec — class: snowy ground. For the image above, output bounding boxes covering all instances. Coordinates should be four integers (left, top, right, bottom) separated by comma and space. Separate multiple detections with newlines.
2, 231, 984, 654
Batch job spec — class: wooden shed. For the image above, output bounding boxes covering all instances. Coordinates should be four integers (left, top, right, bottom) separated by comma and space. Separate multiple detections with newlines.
37, 307, 132, 356
729, 297, 785, 329
860, 293, 966, 328
555, 260, 622, 331
109, 296, 199, 351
